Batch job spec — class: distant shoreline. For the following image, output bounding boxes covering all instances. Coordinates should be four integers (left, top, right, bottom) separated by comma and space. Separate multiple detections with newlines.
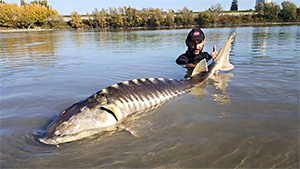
0, 22, 299, 33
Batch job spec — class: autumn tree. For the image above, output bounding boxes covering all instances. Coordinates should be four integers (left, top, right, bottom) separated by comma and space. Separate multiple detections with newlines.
0, 2, 57, 28
92, 8, 107, 28
23, 4, 48, 27
38, 0, 49, 8
123, 6, 142, 27
109, 8, 123, 28
0, 3, 20, 27
70, 11, 83, 28
20, 0, 25, 6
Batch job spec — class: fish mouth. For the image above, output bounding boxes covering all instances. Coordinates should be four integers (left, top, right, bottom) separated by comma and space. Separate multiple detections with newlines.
38, 137, 59, 146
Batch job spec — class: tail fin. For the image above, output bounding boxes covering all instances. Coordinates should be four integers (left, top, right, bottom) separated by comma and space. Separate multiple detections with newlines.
216, 32, 236, 71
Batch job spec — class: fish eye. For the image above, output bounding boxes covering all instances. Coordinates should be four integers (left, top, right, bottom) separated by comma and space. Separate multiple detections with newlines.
55, 130, 61, 136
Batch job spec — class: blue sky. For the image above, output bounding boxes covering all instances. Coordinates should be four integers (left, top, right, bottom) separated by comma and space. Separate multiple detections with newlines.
5, 0, 300, 15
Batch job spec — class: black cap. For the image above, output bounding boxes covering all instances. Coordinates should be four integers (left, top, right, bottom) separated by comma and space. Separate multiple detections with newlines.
186, 28, 205, 42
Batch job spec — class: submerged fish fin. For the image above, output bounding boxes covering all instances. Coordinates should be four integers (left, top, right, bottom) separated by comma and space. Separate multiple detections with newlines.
216, 32, 236, 71
191, 59, 208, 76
118, 125, 140, 137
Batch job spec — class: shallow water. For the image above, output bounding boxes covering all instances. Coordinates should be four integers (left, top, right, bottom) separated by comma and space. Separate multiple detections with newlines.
0, 26, 299, 168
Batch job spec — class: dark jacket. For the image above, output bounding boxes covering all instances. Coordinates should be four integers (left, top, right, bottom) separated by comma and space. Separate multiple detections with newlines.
176, 50, 212, 65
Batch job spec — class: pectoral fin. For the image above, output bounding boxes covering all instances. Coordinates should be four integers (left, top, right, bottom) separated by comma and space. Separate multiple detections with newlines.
100, 103, 122, 121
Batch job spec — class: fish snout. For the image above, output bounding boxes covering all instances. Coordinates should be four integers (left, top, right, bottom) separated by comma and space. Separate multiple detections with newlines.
38, 137, 59, 145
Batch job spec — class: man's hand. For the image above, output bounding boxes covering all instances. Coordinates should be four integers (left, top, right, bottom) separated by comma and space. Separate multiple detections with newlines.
211, 45, 218, 60
185, 63, 197, 68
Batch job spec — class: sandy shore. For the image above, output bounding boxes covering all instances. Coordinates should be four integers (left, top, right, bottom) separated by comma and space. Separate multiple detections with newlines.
0, 28, 54, 33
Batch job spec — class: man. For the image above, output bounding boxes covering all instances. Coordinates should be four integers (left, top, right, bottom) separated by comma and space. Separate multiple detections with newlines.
176, 28, 218, 77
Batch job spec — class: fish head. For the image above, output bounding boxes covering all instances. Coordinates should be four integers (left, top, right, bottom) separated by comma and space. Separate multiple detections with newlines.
39, 99, 118, 145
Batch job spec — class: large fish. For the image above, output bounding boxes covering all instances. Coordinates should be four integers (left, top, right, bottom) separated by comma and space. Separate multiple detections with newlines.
39, 33, 236, 145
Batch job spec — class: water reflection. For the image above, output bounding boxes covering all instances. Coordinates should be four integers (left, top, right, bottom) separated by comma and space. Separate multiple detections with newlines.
189, 73, 234, 105
252, 27, 269, 56
1, 32, 59, 58
0, 32, 61, 77
71, 30, 85, 47
91, 29, 184, 52
209, 73, 233, 105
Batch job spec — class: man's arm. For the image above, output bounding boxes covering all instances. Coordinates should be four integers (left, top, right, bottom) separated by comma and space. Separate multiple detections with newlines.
176, 55, 197, 68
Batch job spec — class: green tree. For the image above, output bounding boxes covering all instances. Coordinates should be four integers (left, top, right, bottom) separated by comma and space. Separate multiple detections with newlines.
179, 7, 195, 26
153, 8, 164, 26
255, 2, 265, 16
254, 2, 280, 21
132, 8, 142, 27
230, 0, 238, 11
198, 9, 220, 26
70, 11, 83, 28
264, 2, 280, 20
280, 1, 298, 21
198, 10, 213, 25
164, 9, 175, 26
140, 8, 164, 27
141, 8, 150, 26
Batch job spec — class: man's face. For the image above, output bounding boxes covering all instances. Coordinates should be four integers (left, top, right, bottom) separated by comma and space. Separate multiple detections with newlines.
186, 39, 206, 55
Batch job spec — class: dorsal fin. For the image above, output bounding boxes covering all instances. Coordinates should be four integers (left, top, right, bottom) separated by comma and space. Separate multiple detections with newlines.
191, 59, 208, 76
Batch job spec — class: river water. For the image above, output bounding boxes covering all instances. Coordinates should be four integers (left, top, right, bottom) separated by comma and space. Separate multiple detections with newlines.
1, 26, 299, 168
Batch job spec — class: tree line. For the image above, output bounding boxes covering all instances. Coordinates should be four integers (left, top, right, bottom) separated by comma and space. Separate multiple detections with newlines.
0, 0, 299, 29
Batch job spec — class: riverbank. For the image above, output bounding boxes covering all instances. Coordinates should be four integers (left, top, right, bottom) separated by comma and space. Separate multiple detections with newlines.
0, 22, 299, 33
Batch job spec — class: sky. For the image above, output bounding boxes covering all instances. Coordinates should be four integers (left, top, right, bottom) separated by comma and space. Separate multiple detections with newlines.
4, 0, 300, 15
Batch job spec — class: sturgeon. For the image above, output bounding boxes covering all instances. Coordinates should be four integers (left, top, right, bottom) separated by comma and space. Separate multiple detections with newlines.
39, 33, 236, 145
